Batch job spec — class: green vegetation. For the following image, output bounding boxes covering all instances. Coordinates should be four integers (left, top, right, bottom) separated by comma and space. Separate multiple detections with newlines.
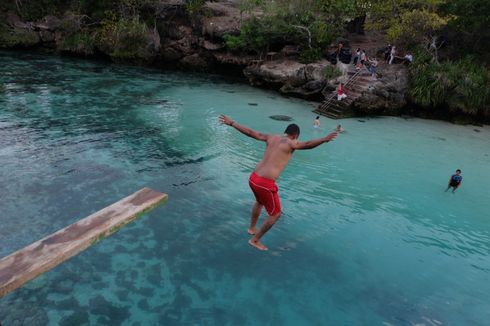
0, 0, 488, 118
441, 0, 490, 59
10, 0, 65, 21
367, 0, 448, 63
367, 0, 490, 62
323, 65, 342, 79
367, 0, 490, 117
224, 0, 359, 62
61, 30, 95, 55
223, 18, 268, 55
409, 50, 489, 115
299, 48, 322, 64
97, 16, 151, 60
186, 0, 206, 15
0, 21, 39, 48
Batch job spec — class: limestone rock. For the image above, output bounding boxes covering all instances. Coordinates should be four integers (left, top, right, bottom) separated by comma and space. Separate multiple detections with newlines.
0, 12, 39, 48
201, 2, 242, 38
161, 34, 199, 62
0, 26, 40, 48
353, 65, 409, 115
213, 52, 254, 65
167, 25, 192, 40
34, 15, 62, 31
203, 40, 223, 51
6, 12, 30, 29
40, 30, 55, 43
244, 59, 329, 99
147, 27, 161, 54
179, 53, 210, 70
160, 43, 184, 61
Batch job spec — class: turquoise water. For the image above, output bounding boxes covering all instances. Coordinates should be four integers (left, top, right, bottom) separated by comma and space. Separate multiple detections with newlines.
1, 51, 490, 325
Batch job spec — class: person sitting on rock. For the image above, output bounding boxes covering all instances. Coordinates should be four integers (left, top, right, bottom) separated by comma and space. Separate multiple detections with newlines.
337, 83, 347, 101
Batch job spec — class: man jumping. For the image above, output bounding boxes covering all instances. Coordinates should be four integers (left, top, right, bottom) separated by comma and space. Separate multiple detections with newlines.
219, 115, 338, 251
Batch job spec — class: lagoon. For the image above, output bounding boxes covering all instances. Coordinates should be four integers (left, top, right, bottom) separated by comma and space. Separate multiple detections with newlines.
1, 51, 490, 325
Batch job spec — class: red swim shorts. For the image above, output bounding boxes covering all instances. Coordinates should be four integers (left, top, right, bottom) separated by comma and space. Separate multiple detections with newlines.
249, 171, 281, 216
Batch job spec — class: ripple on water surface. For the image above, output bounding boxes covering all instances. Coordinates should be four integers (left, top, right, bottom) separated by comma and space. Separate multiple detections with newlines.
1, 51, 490, 325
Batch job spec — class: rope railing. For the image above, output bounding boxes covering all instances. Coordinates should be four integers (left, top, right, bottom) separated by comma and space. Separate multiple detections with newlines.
319, 68, 362, 111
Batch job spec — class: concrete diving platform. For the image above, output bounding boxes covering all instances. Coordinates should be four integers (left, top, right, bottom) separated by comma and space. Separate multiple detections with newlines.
0, 187, 168, 298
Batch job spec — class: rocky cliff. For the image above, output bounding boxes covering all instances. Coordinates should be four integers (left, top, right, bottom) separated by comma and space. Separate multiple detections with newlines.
0, 1, 410, 117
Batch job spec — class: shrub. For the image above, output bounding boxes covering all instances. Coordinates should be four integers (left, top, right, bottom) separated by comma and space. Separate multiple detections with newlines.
323, 65, 341, 79
299, 47, 322, 63
223, 34, 246, 51
97, 16, 150, 60
224, 18, 268, 54
186, 0, 206, 15
15, 0, 64, 21
61, 30, 96, 55
0, 22, 39, 48
409, 51, 490, 115
310, 21, 334, 48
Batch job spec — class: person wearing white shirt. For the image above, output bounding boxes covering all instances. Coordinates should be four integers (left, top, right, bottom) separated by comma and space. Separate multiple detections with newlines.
389, 46, 396, 64
404, 53, 413, 64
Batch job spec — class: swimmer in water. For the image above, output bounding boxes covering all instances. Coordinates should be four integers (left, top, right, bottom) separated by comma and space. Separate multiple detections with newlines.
335, 124, 345, 133
313, 116, 320, 128
446, 169, 463, 193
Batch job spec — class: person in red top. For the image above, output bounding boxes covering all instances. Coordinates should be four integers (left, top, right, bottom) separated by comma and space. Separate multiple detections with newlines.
337, 82, 347, 101
219, 114, 338, 250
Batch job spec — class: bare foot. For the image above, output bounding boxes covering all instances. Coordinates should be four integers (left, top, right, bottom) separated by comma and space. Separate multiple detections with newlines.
247, 228, 256, 235
248, 239, 268, 251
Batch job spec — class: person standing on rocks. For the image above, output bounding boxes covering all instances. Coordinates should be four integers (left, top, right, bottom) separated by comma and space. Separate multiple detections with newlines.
384, 44, 392, 63
337, 42, 344, 59
353, 48, 361, 66
219, 114, 338, 251
389, 46, 396, 64
357, 50, 367, 69
368, 56, 378, 78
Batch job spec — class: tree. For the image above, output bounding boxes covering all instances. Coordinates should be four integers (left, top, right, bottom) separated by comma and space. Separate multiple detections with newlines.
441, 0, 490, 58
234, 0, 358, 48
367, 0, 448, 63
388, 9, 447, 63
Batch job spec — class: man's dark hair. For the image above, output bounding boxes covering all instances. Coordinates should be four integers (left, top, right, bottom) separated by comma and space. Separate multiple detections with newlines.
456, 169, 461, 173
284, 124, 300, 136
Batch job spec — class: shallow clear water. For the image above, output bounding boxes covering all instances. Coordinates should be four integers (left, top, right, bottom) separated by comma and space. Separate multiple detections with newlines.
1, 51, 490, 325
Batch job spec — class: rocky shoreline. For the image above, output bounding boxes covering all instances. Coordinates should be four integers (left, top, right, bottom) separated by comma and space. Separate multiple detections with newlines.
0, 1, 485, 124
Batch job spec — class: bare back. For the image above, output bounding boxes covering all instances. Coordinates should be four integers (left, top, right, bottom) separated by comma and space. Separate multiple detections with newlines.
219, 114, 338, 181
254, 135, 295, 180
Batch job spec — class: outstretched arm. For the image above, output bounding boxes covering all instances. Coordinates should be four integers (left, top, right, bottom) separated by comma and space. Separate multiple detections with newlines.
293, 132, 338, 150
219, 115, 268, 141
